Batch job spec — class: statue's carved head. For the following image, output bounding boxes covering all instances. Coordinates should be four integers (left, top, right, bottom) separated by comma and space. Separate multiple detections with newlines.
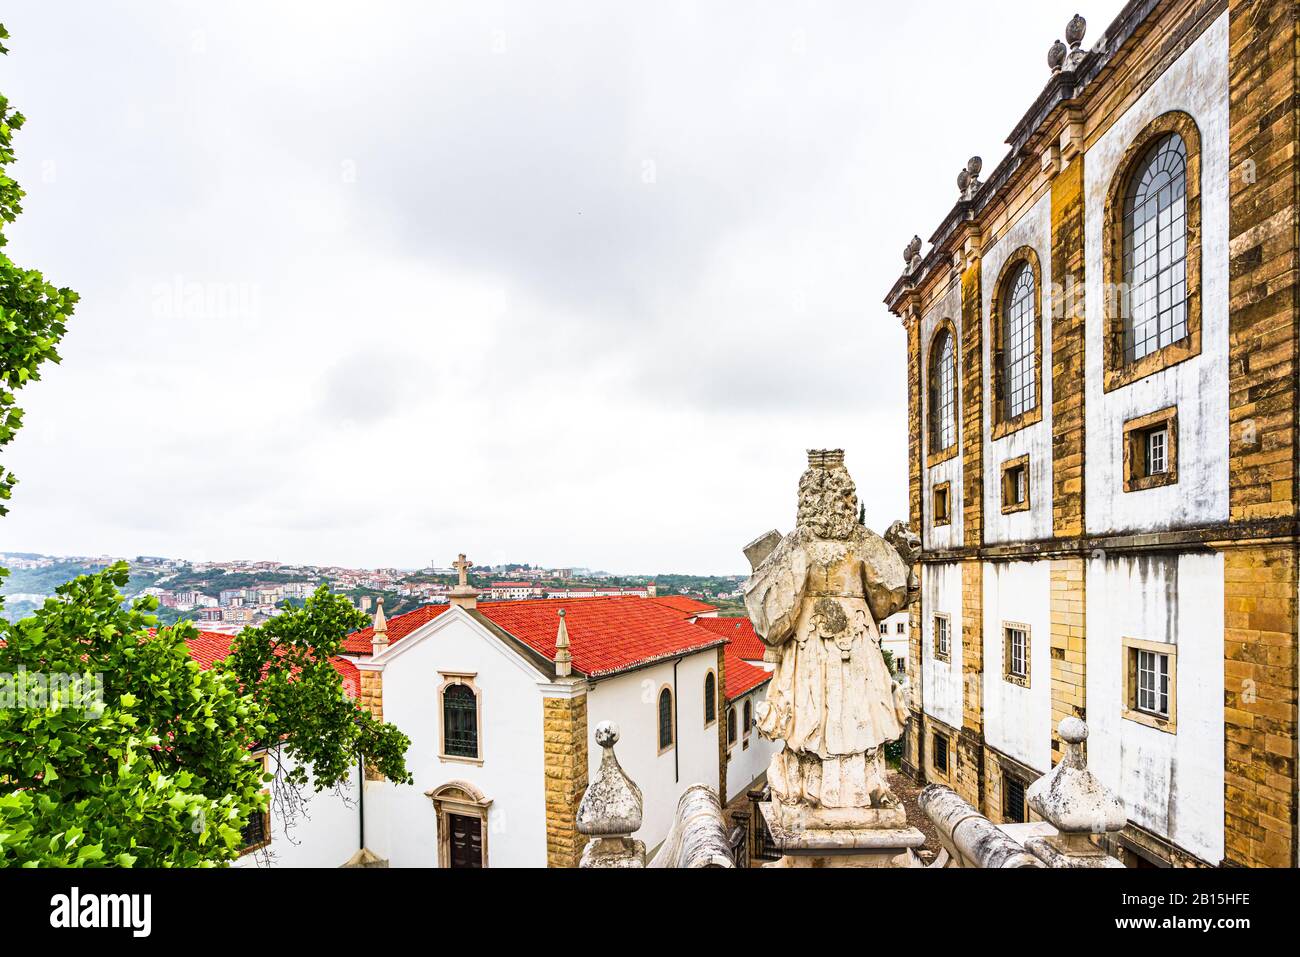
796, 449, 859, 541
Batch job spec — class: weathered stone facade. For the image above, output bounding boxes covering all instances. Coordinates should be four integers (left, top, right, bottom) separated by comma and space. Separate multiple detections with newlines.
358, 669, 386, 782
542, 691, 589, 868
885, 0, 1298, 868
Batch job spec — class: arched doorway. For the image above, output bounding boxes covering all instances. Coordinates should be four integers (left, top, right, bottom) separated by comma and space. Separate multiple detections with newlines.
426, 781, 492, 868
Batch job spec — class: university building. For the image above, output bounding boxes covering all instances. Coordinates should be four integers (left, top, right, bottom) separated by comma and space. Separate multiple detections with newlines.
884, 0, 1297, 867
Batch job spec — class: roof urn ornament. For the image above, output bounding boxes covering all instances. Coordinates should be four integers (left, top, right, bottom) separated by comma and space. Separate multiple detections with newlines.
959, 156, 982, 201
1048, 38, 1067, 74
1065, 14, 1088, 70
904, 235, 923, 274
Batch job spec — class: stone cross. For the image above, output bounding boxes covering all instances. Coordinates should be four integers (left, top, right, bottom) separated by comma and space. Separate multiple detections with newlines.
453, 554, 472, 588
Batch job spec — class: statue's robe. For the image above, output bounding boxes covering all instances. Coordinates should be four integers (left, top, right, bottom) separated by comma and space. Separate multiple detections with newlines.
745, 525, 911, 809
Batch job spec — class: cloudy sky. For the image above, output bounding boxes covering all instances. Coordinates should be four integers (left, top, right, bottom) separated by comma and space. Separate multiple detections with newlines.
1, 0, 1124, 574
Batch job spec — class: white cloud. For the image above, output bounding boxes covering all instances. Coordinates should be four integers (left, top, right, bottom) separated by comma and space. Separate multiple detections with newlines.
0, 0, 1128, 573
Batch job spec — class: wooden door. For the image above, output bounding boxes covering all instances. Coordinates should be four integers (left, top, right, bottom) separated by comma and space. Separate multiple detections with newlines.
448, 813, 483, 869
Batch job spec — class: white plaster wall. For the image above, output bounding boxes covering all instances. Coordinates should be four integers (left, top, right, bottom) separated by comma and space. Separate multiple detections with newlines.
1086, 552, 1225, 864
1083, 12, 1230, 535
981, 561, 1053, 774
921, 562, 963, 730
231, 754, 361, 869
724, 686, 780, 802
588, 650, 720, 855
921, 278, 965, 552
982, 193, 1055, 544
365, 613, 549, 868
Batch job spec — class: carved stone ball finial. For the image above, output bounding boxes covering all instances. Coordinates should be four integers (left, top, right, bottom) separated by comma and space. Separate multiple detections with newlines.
966, 156, 983, 179
1048, 38, 1067, 73
594, 720, 618, 749
1066, 14, 1087, 48
957, 168, 970, 192
1026, 718, 1126, 837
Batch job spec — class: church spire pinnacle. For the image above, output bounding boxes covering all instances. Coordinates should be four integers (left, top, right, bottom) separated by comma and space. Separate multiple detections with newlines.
555, 608, 572, 677
371, 597, 388, 655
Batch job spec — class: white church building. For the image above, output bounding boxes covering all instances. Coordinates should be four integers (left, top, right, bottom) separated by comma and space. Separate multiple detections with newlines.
211, 562, 781, 868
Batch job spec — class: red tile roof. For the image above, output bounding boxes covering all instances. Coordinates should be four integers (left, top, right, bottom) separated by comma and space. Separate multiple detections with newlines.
724, 646, 771, 699
184, 630, 360, 698
648, 595, 718, 617
345, 597, 728, 679
692, 616, 766, 662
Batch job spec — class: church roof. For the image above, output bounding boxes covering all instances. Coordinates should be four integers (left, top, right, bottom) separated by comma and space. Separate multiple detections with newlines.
343, 596, 728, 680
691, 616, 766, 661
723, 646, 771, 700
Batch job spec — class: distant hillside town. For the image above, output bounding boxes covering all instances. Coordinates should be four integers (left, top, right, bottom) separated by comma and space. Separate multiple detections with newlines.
0, 551, 747, 627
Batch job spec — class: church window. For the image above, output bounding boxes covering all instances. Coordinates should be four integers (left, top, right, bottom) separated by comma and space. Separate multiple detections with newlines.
439, 675, 482, 762
727, 707, 737, 745
1002, 262, 1037, 420
657, 686, 674, 752
703, 671, 717, 726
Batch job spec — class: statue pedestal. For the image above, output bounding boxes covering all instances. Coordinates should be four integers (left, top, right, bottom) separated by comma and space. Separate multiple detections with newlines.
759, 802, 926, 868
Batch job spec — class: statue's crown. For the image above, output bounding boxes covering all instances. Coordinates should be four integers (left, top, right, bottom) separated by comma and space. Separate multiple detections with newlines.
807, 449, 845, 469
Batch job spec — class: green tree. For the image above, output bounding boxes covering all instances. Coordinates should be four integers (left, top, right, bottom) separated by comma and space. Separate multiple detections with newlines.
225, 587, 413, 819
0, 567, 268, 866
0, 24, 79, 521
0, 568, 413, 867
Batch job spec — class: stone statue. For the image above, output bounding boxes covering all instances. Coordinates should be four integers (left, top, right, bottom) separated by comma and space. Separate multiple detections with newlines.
745, 450, 917, 831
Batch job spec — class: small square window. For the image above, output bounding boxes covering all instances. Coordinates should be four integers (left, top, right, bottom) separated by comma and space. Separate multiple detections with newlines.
932, 733, 949, 775
1002, 622, 1030, 688
1123, 637, 1176, 731
933, 614, 951, 662
932, 482, 952, 527
1123, 407, 1178, 492
1000, 456, 1030, 514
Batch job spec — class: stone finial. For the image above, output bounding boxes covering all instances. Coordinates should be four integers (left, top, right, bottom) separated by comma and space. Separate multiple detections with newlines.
1065, 14, 1087, 70
1026, 718, 1126, 858
904, 235, 923, 274
1048, 38, 1067, 74
959, 157, 982, 201
554, 608, 572, 678
370, 598, 389, 655
448, 552, 479, 610
578, 722, 646, 867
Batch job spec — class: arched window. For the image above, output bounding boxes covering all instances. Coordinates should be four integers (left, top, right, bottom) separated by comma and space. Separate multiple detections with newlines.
441, 681, 479, 760
1123, 133, 1189, 363
703, 672, 716, 726
1103, 112, 1201, 391
657, 687, 674, 751
1003, 263, 1037, 420
928, 328, 956, 453
727, 707, 737, 745
742, 699, 752, 736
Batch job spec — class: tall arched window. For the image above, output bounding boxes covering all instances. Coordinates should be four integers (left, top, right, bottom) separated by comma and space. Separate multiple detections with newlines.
928, 328, 956, 454
727, 707, 737, 745
441, 682, 479, 760
742, 700, 752, 736
657, 687, 674, 751
1123, 133, 1189, 363
703, 672, 716, 726
1003, 263, 1037, 420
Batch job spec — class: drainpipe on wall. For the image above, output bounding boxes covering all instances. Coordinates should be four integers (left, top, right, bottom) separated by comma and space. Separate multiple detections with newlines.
357, 752, 365, 851
672, 657, 682, 783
